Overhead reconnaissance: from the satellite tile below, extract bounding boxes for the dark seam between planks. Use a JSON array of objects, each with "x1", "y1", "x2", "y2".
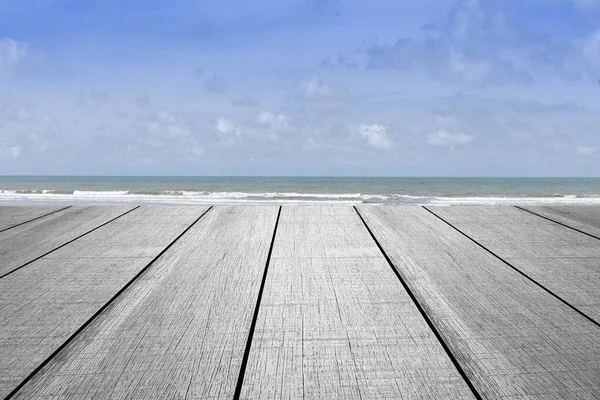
[
  {"x1": 353, "y1": 206, "x2": 483, "y2": 400},
  {"x1": 4, "y1": 206, "x2": 213, "y2": 400},
  {"x1": 0, "y1": 206, "x2": 72, "y2": 233},
  {"x1": 0, "y1": 206, "x2": 141, "y2": 281},
  {"x1": 423, "y1": 206, "x2": 600, "y2": 329},
  {"x1": 233, "y1": 206, "x2": 282, "y2": 400},
  {"x1": 515, "y1": 205, "x2": 600, "y2": 242}
]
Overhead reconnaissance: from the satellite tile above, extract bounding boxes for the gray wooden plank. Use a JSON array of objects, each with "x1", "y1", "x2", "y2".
[
  {"x1": 14, "y1": 206, "x2": 278, "y2": 400},
  {"x1": 520, "y1": 205, "x2": 600, "y2": 239},
  {"x1": 358, "y1": 206, "x2": 600, "y2": 399},
  {"x1": 430, "y1": 206, "x2": 600, "y2": 322},
  {"x1": 0, "y1": 206, "x2": 135, "y2": 277},
  {"x1": 0, "y1": 206, "x2": 68, "y2": 231},
  {"x1": 240, "y1": 206, "x2": 475, "y2": 399},
  {"x1": 0, "y1": 206, "x2": 208, "y2": 399}
]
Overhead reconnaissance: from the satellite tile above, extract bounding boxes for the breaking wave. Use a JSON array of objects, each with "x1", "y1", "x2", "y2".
[{"x1": 1, "y1": 189, "x2": 600, "y2": 205}]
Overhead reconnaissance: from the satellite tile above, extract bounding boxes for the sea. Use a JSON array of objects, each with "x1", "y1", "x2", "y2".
[{"x1": 0, "y1": 176, "x2": 599, "y2": 206}]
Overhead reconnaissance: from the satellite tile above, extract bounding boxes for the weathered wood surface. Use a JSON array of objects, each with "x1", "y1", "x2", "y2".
[
  {"x1": 0, "y1": 206, "x2": 208, "y2": 399},
  {"x1": 15, "y1": 206, "x2": 278, "y2": 400},
  {"x1": 521, "y1": 205, "x2": 600, "y2": 238},
  {"x1": 358, "y1": 206, "x2": 600, "y2": 399},
  {"x1": 240, "y1": 206, "x2": 474, "y2": 399},
  {"x1": 0, "y1": 206, "x2": 68, "y2": 232},
  {"x1": 430, "y1": 206, "x2": 600, "y2": 322},
  {"x1": 0, "y1": 206, "x2": 134, "y2": 278}
]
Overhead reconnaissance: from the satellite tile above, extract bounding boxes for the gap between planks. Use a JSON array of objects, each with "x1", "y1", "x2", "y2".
[
  {"x1": 0, "y1": 206, "x2": 72, "y2": 234},
  {"x1": 5, "y1": 206, "x2": 213, "y2": 400},
  {"x1": 514, "y1": 205, "x2": 600, "y2": 242},
  {"x1": 423, "y1": 205, "x2": 600, "y2": 329},
  {"x1": 233, "y1": 205, "x2": 282, "y2": 400},
  {"x1": 353, "y1": 206, "x2": 483, "y2": 400},
  {"x1": 0, "y1": 206, "x2": 139, "y2": 281}
]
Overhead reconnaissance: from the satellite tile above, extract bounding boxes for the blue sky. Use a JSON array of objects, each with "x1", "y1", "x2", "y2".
[{"x1": 1, "y1": 0, "x2": 599, "y2": 176}]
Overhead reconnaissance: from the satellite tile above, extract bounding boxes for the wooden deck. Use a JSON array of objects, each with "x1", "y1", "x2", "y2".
[{"x1": 0, "y1": 205, "x2": 599, "y2": 399}]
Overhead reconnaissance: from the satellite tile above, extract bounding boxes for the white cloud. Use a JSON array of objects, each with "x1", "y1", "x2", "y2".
[
  {"x1": 357, "y1": 124, "x2": 393, "y2": 149},
  {"x1": 145, "y1": 121, "x2": 160, "y2": 133},
  {"x1": 296, "y1": 77, "x2": 351, "y2": 102},
  {"x1": 582, "y1": 30, "x2": 600, "y2": 69},
  {"x1": 363, "y1": 0, "x2": 543, "y2": 85},
  {"x1": 428, "y1": 130, "x2": 473, "y2": 146},
  {"x1": 87, "y1": 108, "x2": 207, "y2": 165},
  {"x1": 157, "y1": 110, "x2": 175, "y2": 123},
  {"x1": 303, "y1": 136, "x2": 316, "y2": 151},
  {"x1": 1, "y1": 145, "x2": 21, "y2": 158},
  {"x1": 449, "y1": 51, "x2": 495, "y2": 85},
  {"x1": 215, "y1": 117, "x2": 241, "y2": 137},
  {"x1": 300, "y1": 77, "x2": 334, "y2": 98},
  {"x1": 11, "y1": 145, "x2": 22, "y2": 157},
  {"x1": 256, "y1": 111, "x2": 291, "y2": 130},
  {"x1": 166, "y1": 124, "x2": 191, "y2": 139},
  {"x1": 76, "y1": 89, "x2": 111, "y2": 109},
  {"x1": 0, "y1": 38, "x2": 27, "y2": 76},
  {"x1": 186, "y1": 138, "x2": 205, "y2": 156},
  {"x1": 3, "y1": 106, "x2": 33, "y2": 122},
  {"x1": 576, "y1": 146, "x2": 595, "y2": 155},
  {"x1": 436, "y1": 115, "x2": 459, "y2": 128},
  {"x1": 135, "y1": 94, "x2": 152, "y2": 109},
  {"x1": 188, "y1": 147, "x2": 205, "y2": 156}
]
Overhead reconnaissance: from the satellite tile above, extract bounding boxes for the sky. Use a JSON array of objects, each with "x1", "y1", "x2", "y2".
[{"x1": 0, "y1": 0, "x2": 599, "y2": 176}]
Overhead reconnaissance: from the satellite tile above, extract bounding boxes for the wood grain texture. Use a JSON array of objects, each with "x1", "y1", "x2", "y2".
[
  {"x1": 14, "y1": 206, "x2": 278, "y2": 400},
  {"x1": 0, "y1": 206, "x2": 67, "y2": 231},
  {"x1": 521, "y1": 205, "x2": 600, "y2": 238},
  {"x1": 240, "y1": 206, "x2": 475, "y2": 400},
  {"x1": 0, "y1": 206, "x2": 135, "y2": 277},
  {"x1": 431, "y1": 206, "x2": 600, "y2": 322},
  {"x1": 0, "y1": 206, "x2": 207, "y2": 399},
  {"x1": 358, "y1": 206, "x2": 600, "y2": 399}
]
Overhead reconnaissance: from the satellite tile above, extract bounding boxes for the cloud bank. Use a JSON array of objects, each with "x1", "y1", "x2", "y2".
[{"x1": 0, "y1": 0, "x2": 598, "y2": 176}]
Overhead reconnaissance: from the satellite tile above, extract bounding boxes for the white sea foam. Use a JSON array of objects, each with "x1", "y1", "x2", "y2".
[
  {"x1": 0, "y1": 189, "x2": 599, "y2": 205},
  {"x1": 0, "y1": 190, "x2": 367, "y2": 205},
  {"x1": 72, "y1": 190, "x2": 130, "y2": 196},
  {"x1": 418, "y1": 195, "x2": 600, "y2": 206},
  {"x1": 200, "y1": 192, "x2": 365, "y2": 199}
]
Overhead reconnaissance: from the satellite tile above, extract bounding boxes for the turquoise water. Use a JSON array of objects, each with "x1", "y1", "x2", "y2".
[{"x1": 0, "y1": 176, "x2": 599, "y2": 205}]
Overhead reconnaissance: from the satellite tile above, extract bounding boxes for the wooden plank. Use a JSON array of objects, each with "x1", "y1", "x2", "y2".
[
  {"x1": 0, "y1": 206, "x2": 68, "y2": 232},
  {"x1": 0, "y1": 206, "x2": 209, "y2": 399},
  {"x1": 358, "y1": 206, "x2": 600, "y2": 399},
  {"x1": 0, "y1": 206, "x2": 135, "y2": 277},
  {"x1": 520, "y1": 205, "x2": 600, "y2": 239},
  {"x1": 430, "y1": 206, "x2": 600, "y2": 322},
  {"x1": 240, "y1": 206, "x2": 474, "y2": 399},
  {"x1": 14, "y1": 206, "x2": 278, "y2": 400}
]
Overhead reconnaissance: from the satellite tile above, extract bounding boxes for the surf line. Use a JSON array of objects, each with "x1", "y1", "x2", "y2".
[
  {"x1": 233, "y1": 206, "x2": 282, "y2": 400},
  {"x1": 5, "y1": 206, "x2": 213, "y2": 400},
  {"x1": 424, "y1": 206, "x2": 600, "y2": 329},
  {"x1": 353, "y1": 206, "x2": 483, "y2": 400}
]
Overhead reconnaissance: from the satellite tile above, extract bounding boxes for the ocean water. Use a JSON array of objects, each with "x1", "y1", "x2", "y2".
[{"x1": 0, "y1": 176, "x2": 599, "y2": 205}]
